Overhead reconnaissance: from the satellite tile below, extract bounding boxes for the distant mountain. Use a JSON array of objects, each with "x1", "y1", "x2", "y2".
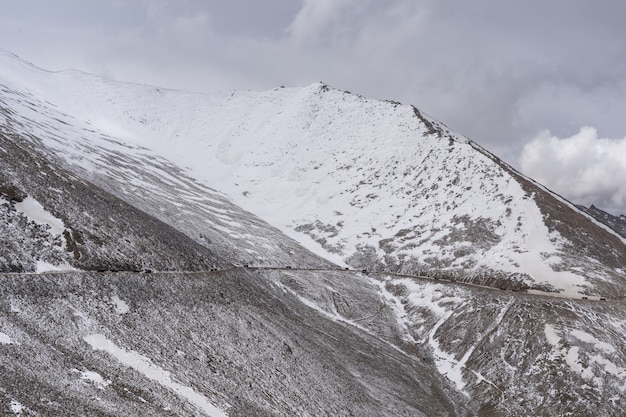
[
  {"x1": 577, "y1": 204, "x2": 626, "y2": 239},
  {"x1": 2, "y1": 50, "x2": 626, "y2": 416}
]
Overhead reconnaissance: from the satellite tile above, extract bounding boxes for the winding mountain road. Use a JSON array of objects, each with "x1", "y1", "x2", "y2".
[{"x1": 3, "y1": 264, "x2": 612, "y2": 302}]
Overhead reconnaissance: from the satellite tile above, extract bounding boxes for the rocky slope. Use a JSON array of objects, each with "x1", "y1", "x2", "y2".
[
  {"x1": 0, "y1": 270, "x2": 469, "y2": 417},
  {"x1": 0, "y1": 132, "x2": 228, "y2": 273},
  {"x1": 2, "y1": 267, "x2": 625, "y2": 416}
]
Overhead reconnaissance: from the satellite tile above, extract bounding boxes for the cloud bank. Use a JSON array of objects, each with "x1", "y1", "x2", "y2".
[
  {"x1": 520, "y1": 127, "x2": 626, "y2": 215},
  {"x1": 2, "y1": 1, "x2": 626, "y2": 212}
]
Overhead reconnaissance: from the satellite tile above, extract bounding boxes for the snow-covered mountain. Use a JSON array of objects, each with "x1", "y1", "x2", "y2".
[
  {"x1": 2, "y1": 50, "x2": 626, "y2": 416},
  {"x1": 2, "y1": 50, "x2": 624, "y2": 297}
]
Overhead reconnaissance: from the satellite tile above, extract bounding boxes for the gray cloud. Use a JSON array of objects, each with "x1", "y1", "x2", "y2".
[
  {"x1": 1, "y1": 0, "x2": 625, "y2": 213},
  {"x1": 521, "y1": 128, "x2": 626, "y2": 215}
]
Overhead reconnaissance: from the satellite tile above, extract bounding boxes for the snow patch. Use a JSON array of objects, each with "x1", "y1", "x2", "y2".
[
  {"x1": 84, "y1": 334, "x2": 227, "y2": 416},
  {"x1": 506, "y1": 196, "x2": 589, "y2": 296},
  {"x1": 14, "y1": 196, "x2": 65, "y2": 237},
  {"x1": 544, "y1": 323, "x2": 560, "y2": 346},
  {"x1": 570, "y1": 330, "x2": 615, "y2": 354},
  {"x1": 10, "y1": 400, "x2": 23, "y2": 415},
  {"x1": 35, "y1": 260, "x2": 78, "y2": 274},
  {"x1": 564, "y1": 346, "x2": 594, "y2": 378},
  {"x1": 0, "y1": 331, "x2": 18, "y2": 345},
  {"x1": 428, "y1": 311, "x2": 469, "y2": 394},
  {"x1": 111, "y1": 295, "x2": 130, "y2": 314},
  {"x1": 76, "y1": 369, "x2": 111, "y2": 390}
]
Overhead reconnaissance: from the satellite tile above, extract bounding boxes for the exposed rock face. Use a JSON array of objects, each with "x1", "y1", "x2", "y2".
[{"x1": 0, "y1": 184, "x2": 25, "y2": 202}]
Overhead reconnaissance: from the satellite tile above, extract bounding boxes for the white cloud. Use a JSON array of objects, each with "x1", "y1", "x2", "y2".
[
  {"x1": 287, "y1": 0, "x2": 358, "y2": 44},
  {"x1": 520, "y1": 127, "x2": 626, "y2": 214}
]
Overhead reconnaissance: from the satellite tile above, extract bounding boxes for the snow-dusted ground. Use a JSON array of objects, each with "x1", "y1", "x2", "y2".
[
  {"x1": 0, "y1": 331, "x2": 17, "y2": 345},
  {"x1": 1, "y1": 54, "x2": 334, "y2": 270},
  {"x1": 544, "y1": 322, "x2": 626, "y2": 392},
  {"x1": 0, "y1": 270, "x2": 467, "y2": 416},
  {"x1": 85, "y1": 334, "x2": 227, "y2": 417},
  {"x1": 249, "y1": 267, "x2": 626, "y2": 416}
]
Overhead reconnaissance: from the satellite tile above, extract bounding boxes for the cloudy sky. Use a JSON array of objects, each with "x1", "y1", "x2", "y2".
[{"x1": 1, "y1": 0, "x2": 626, "y2": 214}]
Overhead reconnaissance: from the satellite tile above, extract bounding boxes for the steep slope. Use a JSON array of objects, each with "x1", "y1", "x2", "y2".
[
  {"x1": 0, "y1": 270, "x2": 468, "y2": 417},
  {"x1": 271, "y1": 269, "x2": 626, "y2": 416},
  {"x1": 0, "y1": 132, "x2": 226, "y2": 272},
  {"x1": 1, "y1": 50, "x2": 623, "y2": 297},
  {"x1": 0, "y1": 53, "x2": 334, "y2": 270}
]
